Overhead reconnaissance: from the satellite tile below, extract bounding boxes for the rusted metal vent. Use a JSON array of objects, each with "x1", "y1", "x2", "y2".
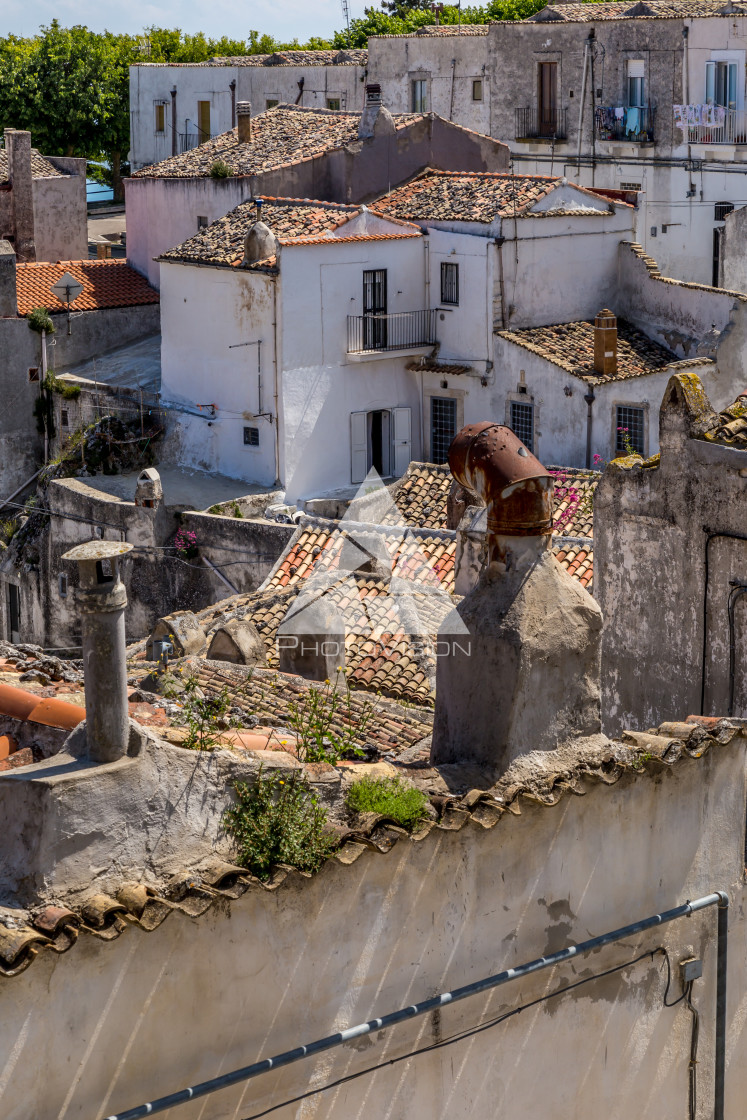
[
  {"x1": 366, "y1": 83, "x2": 382, "y2": 104},
  {"x1": 448, "y1": 422, "x2": 552, "y2": 549}
]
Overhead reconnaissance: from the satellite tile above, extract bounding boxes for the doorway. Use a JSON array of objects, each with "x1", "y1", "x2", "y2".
[
  {"x1": 7, "y1": 583, "x2": 20, "y2": 643},
  {"x1": 538, "y1": 62, "x2": 558, "y2": 136},
  {"x1": 363, "y1": 269, "x2": 387, "y2": 350},
  {"x1": 368, "y1": 410, "x2": 391, "y2": 477}
]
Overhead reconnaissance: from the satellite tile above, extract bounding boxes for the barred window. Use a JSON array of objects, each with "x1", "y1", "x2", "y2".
[
  {"x1": 243, "y1": 426, "x2": 260, "y2": 447},
  {"x1": 616, "y1": 405, "x2": 645, "y2": 455},
  {"x1": 510, "y1": 400, "x2": 534, "y2": 451},
  {"x1": 440, "y1": 261, "x2": 459, "y2": 306},
  {"x1": 431, "y1": 397, "x2": 457, "y2": 464},
  {"x1": 715, "y1": 202, "x2": 734, "y2": 222}
]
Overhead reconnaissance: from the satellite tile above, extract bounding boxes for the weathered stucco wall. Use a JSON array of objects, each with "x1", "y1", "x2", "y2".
[
  {"x1": 595, "y1": 375, "x2": 747, "y2": 732},
  {"x1": 0, "y1": 736, "x2": 744, "y2": 1119},
  {"x1": 721, "y1": 205, "x2": 747, "y2": 292},
  {"x1": 0, "y1": 303, "x2": 161, "y2": 498},
  {"x1": 31, "y1": 164, "x2": 88, "y2": 263}
]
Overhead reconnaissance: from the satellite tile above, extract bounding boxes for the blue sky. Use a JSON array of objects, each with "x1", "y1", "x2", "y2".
[{"x1": 1, "y1": 0, "x2": 356, "y2": 41}]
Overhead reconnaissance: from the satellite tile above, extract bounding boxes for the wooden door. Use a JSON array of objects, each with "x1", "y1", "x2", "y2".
[{"x1": 538, "y1": 62, "x2": 557, "y2": 135}]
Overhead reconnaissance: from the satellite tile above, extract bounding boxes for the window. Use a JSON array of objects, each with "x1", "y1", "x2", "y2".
[
  {"x1": 27, "y1": 367, "x2": 39, "y2": 382},
  {"x1": 327, "y1": 98, "x2": 341, "y2": 110},
  {"x1": 627, "y1": 60, "x2": 645, "y2": 107},
  {"x1": 412, "y1": 79, "x2": 428, "y2": 114},
  {"x1": 620, "y1": 181, "x2": 642, "y2": 191},
  {"x1": 61, "y1": 408, "x2": 69, "y2": 427},
  {"x1": 243, "y1": 426, "x2": 260, "y2": 446},
  {"x1": 363, "y1": 268, "x2": 387, "y2": 350},
  {"x1": 266, "y1": 99, "x2": 279, "y2": 110},
  {"x1": 58, "y1": 572, "x2": 68, "y2": 599},
  {"x1": 7, "y1": 584, "x2": 20, "y2": 641},
  {"x1": 197, "y1": 100, "x2": 211, "y2": 139},
  {"x1": 510, "y1": 401, "x2": 535, "y2": 451},
  {"x1": 440, "y1": 261, "x2": 459, "y2": 306},
  {"x1": 616, "y1": 405, "x2": 645, "y2": 455},
  {"x1": 706, "y1": 60, "x2": 738, "y2": 108},
  {"x1": 431, "y1": 397, "x2": 457, "y2": 464},
  {"x1": 472, "y1": 79, "x2": 483, "y2": 102},
  {"x1": 715, "y1": 202, "x2": 735, "y2": 221},
  {"x1": 197, "y1": 215, "x2": 208, "y2": 229},
  {"x1": 154, "y1": 103, "x2": 166, "y2": 133}
]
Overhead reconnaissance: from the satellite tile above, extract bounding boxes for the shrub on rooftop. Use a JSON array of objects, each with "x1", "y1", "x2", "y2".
[
  {"x1": 209, "y1": 159, "x2": 232, "y2": 180},
  {"x1": 27, "y1": 306, "x2": 55, "y2": 334},
  {"x1": 345, "y1": 775, "x2": 429, "y2": 831},
  {"x1": 225, "y1": 768, "x2": 338, "y2": 879}
]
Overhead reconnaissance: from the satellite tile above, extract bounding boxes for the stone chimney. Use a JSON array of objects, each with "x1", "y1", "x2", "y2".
[
  {"x1": 0, "y1": 240, "x2": 17, "y2": 318},
  {"x1": 62, "y1": 540, "x2": 134, "y2": 763},
  {"x1": 593, "y1": 308, "x2": 617, "y2": 378},
  {"x1": 236, "y1": 101, "x2": 252, "y2": 144},
  {"x1": 277, "y1": 595, "x2": 346, "y2": 682},
  {"x1": 4, "y1": 129, "x2": 36, "y2": 263},
  {"x1": 358, "y1": 86, "x2": 395, "y2": 140},
  {"x1": 431, "y1": 422, "x2": 603, "y2": 777}
]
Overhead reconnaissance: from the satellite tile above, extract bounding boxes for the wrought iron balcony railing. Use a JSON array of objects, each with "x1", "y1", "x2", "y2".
[
  {"x1": 675, "y1": 105, "x2": 747, "y2": 144},
  {"x1": 347, "y1": 309, "x2": 437, "y2": 354},
  {"x1": 595, "y1": 106, "x2": 656, "y2": 142},
  {"x1": 515, "y1": 107, "x2": 568, "y2": 141}
]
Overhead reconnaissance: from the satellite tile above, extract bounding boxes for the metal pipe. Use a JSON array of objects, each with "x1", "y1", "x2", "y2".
[
  {"x1": 103, "y1": 891, "x2": 729, "y2": 1120},
  {"x1": 584, "y1": 386, "x2": 595, "y2": 468},
  {"x1": 727, "y1": 581, "x2": 747, "y2": 715},
  {"x1": 577, "y1": 37, "x2": 591, "y2": 173},
  {"x1": 715, "y1": 895, "x2": 729, "y2": 1120},
  {"x1": 0, "y1": 467, "x2": 43, "y2": 516}
]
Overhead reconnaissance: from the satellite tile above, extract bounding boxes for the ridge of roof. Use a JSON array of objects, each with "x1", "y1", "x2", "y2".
[{"x1": 511, "y1": 0, "x2": 747, "y2": 23}]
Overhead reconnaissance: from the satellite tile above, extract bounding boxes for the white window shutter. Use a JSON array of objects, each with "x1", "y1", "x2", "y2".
[
  {"x1": 392, "y1": 407, "x2": 412, "y2": 477},
  {"x1": 350, "y1": 411, "x2": 368, "y2": 484},
  {"x1": 706, "y1": 61, "x2": 715, "y2": 104}
]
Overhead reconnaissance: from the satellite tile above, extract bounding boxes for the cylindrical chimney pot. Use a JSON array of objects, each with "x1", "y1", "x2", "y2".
[
  {"x1": 593, "y1": 308, "x2": 617, "y2": 378},
  {"x1": 62, "y1": 540, "x2": 134, "y2": 763},
  {"x1": 236, "y1": 101, "x2": 252, "y2": 143}
]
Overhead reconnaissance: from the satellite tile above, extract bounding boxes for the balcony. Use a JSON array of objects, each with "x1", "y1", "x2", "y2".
[
  {"x1": 595, "y1": 106, "x2": 656, "y2": 143},
  {"x1": 675, "y1": 105, "x2": 747, "y2": 144},
  {"x1": 347, "y1": 310, "x2": 437, "y2": 355},
  {"x1": 177, "y1": 130, "x2": 212, "y2": 153},
  {"x1": 515, "y1": 107, "x2": 568, "y2": 141}
]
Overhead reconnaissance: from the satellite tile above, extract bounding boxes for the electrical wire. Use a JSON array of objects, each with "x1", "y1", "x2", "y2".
[{"x1": 239, "y1": 947, "x2": 685, "y2": 1120}]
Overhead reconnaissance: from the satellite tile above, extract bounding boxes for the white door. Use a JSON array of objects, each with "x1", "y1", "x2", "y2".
[
  {"x1": 392, "y1": 407, "x2": 412, "y2": 477},
  {"x1": 351, "y1": 411, "x2": 368, "y2": 484}
]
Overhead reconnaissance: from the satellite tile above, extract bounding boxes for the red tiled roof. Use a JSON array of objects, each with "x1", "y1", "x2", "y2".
[
  {"x1": 160, "y1": 197, "x2": 363, "y2": 267},
  {"x1": 554, "y1": 544, "x2": 593, "y2": 590},
  {"x1": 372, "y1": 170, "x2": 564, "y2": 223},
  {"x1": 497, "y1": 318, "x2": 682, "y2": 384},
  {"x1": 0, "y1": 149, "x2": 65, "y2": 185},
  {"x1": 15, "y1": 261, "x2": 159, "y2": 316}
]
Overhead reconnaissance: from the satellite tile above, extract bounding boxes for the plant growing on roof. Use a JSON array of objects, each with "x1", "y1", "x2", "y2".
[
  {"x1": 26, "y1": 306, "x2": 55, "y2": 334},
  {"x1": 284, "y1": 674, "x2": 372, "y2": 765},
  {"x1": 345, "y1": 774, "x2": 429, "y2": 831},
  {"x1": 209, "y1": 159, "x2": 232, "y2": 179},
  {"x1": 617, "y1": 426, "x2": 638, "y2": 458},
  {"x1": 224, "y1": 767, "x2": 338, "y2": 879},
  {"x1": 174, "y1": 526, "x2": 198, "y2": 558},
  {"x1": 173, "y1": 673, "x2": 241, "y2": 751}
]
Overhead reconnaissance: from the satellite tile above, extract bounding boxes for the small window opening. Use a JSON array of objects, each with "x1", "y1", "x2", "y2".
[
  {"x1": 61, "y1": 408, "x2": 69, "y2": 427},
  {"x1": 266, "y1": 99, "x2": 279, "y2": 110},
  {"x1": 620, "y1": 181, "x2": 642, "y2": 191},
  {"x1": 327, "y1": 98, "x2": 341, "y2": 110},
  {"x1": 155, "y1": 103, "x2": 166, "y2": 133},
  {"x1": 58, "y1": 572, "x2": 68, "y2": 598},
  {"x1": 243, "y1": 426, "x2": 260, "y2": 446},
  {"x1": 472, "y1": 79, "x2": 483, "y2": 102},
  {"x1": 197, "y1": 215, "x2": 208, "y2": 230},
  {"x1": 616, "y1": 405, "x2": 645, "y2": 455},
  {"x1": 28, "y1": 367, "x2": 39, "y2": 382},
  {"x1": 440, "y1": 261, "x2": 459, "y2": 306},
  {"x1": 715, "y1": 202, "x2": 735, "y2": 222},
  {"x1": 510, "y1": 400, "x2": 535, "y2": 450},
  {"x1": 411, "y1": 79, "x2": 428, "y2": 114}
]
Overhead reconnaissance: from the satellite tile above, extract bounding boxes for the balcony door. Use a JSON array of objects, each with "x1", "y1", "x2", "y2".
[
  {"x1": 363, "y1": 269, "x2": 387, "y2": 351},
  {"x1": 706, "y1": 61, "x2": 737, "y2": 109},
  {"x1": 538, "y1": 62, "x2": 558, "y2": 136}
]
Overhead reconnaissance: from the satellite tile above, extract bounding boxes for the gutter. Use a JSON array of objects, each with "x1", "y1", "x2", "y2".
[{"x1": 104, "y1": 891, "x2": 729, "y2": 1120}]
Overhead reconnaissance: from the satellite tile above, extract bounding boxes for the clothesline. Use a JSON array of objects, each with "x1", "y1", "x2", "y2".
[{"x1": 673, "y1": 103, "x2": 728, "y2": 130}]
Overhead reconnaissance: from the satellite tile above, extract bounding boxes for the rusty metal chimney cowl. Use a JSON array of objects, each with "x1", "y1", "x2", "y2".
[
  {"x1": 448, "y1": 422, "x2": 552, "y2": 563},
  {"x1": 236, "y1": 101, "x2": 252, "y2": 144},
  {"x1": 62, "y1": 540, "x2": 133, "y2": 764}
]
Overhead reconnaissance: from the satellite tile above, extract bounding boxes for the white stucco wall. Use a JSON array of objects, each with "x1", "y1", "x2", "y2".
[
  {"x1": 32, "y1": 170, "x2": 88, "y2": 263},
  {"x1": 159, "y1": 261, "x2": 279, "y2": 487},
  {"x1": 0, "y1": 740, "x2": 744, "y2": 1119},
  {"x1": 368, "y1": 32, "x2": 491, "y2": 134},
  {"x1": 236, "y1": 63, "x2": 366, "y2": 116}
]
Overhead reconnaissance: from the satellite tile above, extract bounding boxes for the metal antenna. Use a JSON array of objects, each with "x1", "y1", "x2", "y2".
[{"x1": 341, "y1": 0, "x2": 351, "y2": 46}]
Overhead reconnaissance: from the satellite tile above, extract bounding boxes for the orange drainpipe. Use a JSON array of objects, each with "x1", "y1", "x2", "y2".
[{"x1": 0, "y1": 682, "x2": 85, "y2": 731}]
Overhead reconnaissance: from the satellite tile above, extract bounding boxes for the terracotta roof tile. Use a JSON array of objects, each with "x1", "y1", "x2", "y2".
[
  {"x1": 383, "y1": 463, "x2": 453, "y2": 530},
  {"x1": 372, "y1": 170, "x2": 564, "y2": 223},
  {"x1": 371, "y1": 23, "x2": 489, "y2": 36},
  {"x1": 497, "y1": 318, "x2": 679, "y2": 384},
  {"x1": 549, "y1": 468, "x2": 597, "y2": 537},
  {"x1": 697, "y1": 389, "x2": 747, "y2": 448},
  {"x1": 521, "y1": 0, "x2": 745, "y2": 22},
  {"x1": 0, "y1": 149, "x2": 66, "y2": 184},
  {"x1": 15, "y1": 261, "x2": 159, "y2": 316},
  {"x1": 554, "y1": 544, "x2": 594, "y2": 591},
  {"x1": 133, "y1": 104, "x2": 422, "y2": 180},
  {"x1": 134, "y1": 49, "x2": 368, "y2": 68}
]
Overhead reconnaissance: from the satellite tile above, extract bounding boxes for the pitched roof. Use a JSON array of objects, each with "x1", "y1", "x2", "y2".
[
  {"x1": 0, "y1": 149, "x2": 65, "y2": 184},
  {"x1": 371, "y1": 170, "x2": 610, "y2": 224},
  {"x1": 554, "y1": 543, "x2": 594, "y2": 590},
  {"x1": 549, "y1": 468, "x2": 597, "y2": 537},
  {"x1": 371, "y1": 23, "x2": 489, "y2": 37},
  {"x1": 134, "y1": 49, "x2": 368, "y2": 68},
  {"x1": 382, "y1": 462, "x2": 453, "y2": 530},
  {"x1": 523, "y1": 0, "x2": 747, "y2": 21},
  {"x1": 132, "y1": 104, "x2": 422, "y2": 179},
  {"x1": 15, "y1": 260, "x2": 160, "y2": 316},
  {"x1": 159, "y1": 197, "x2": 364, "y2": 267},
  {"x1": 496, "y1": 318, "x2": 689, "y2": 384}
]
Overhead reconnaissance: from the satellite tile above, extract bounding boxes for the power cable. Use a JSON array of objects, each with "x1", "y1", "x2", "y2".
[{"x1": 239, "y1": 947, "x2": 685, "y2": 1120}]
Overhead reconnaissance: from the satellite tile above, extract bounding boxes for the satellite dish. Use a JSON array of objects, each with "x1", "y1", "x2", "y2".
[{"x1": 50, "y1": 271, "x2": 84, "y2": 304}]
